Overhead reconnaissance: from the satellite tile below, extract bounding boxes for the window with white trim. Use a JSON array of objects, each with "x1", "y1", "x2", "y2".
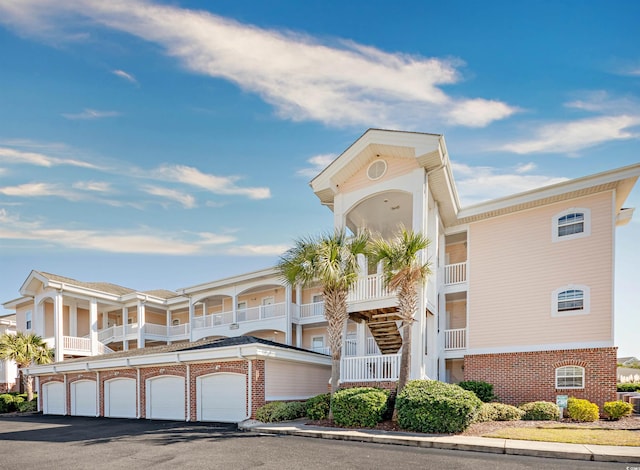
[
  {"x1": 25, "y1": 310, "x2": 32, "y2": 330},
  {"x1": 555, "y1": 365, "x2": 585, "y2": 389},
  {"x1": 552, "y1": 285, "x2": 590, "y2": 316},
  {"x1": 552, "y1": 208, "x2": 591, "y2": 242},
  {"x1": 311, "y1": 336, "x2": 325, "y2": 353},
  {"x1": 312, "y1": 294, "x2": 323, "y2": 304}
]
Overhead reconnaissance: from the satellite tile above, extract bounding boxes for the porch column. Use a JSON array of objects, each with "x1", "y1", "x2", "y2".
[
  {"x1": 188, "y1": 299, "x2": 195, "y2": 342},
  {"x1": 122, "y1": 306, "x2": 129, "y2": 351},
  {"x1": 232, "y1": 293, "x2": 238, "y2": 324},
  {"x1": 137, "y1": 300, "x2": 146, "y2": 349},
  {"x1": 284, "y1": 285, "x2": 292, "y2": 345},
  {"x1": 102, "y1": 310, "x2": 108, "y2": 330},
  {"x1": 69, "y1": 302, "x2": 78, "y2": 338},
  {"x1": 166, "y1": 309, "x2": 172, "y2": 345},
  {"x1": 356, "y1": 321, "x2": 366, "y2": 356},
  {"x1": 53, "y1": 292, "x2": 64, "y2": 362},
  {"x1": 296, "y1": 324, "x2": 302, "y2": 348},
  {"x1": 89, "y1": 298, "x2": 98, "y2": 356},
  {"x1": 410, "y1": 172, "x2": 428, "y2": 380},
  {"x1": 438, "y1": 291, "x2": 447, "y2": 382}
]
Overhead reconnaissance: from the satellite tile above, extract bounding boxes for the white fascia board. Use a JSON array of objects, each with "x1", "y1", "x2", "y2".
[
  {"x1": 119, "y1": 292, "x2": 173, "y2": 306},
  {"x1": 2, "y1": 296, "x2": 31, "y2": 309},
  {"x1": 177, "y1": 267, "x2": 280, "y2": 295},
  {"x1": 458, "y1": 163, "x2": 640, "y2": 220},
  {"x1": 616, "y1": 207, "x2": 635, "y2": 226},
  {"x1": 18, "y1": 270, "x2": 48, "y2": 296}
]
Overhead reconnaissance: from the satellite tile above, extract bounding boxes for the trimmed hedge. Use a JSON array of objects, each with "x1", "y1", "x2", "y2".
[
  {"x1": 17, "y1": 400, "x2": 37, "y2": 413},
  {"x1": 520, "y1": 401, "x2": 561, "y2": 421},
  {"x1": 256, "y1": 401, "x2": 306, "y2": 423},
  {"x1": 305, "y1": 393, "x2": 330, "y2": 420},
  {"x1": 617, "y1": 383, "x2": 640, "y2": 392},
  {"x1": 396, "y1": 380, "x2": 482, "y2": 433},
  {"x1": 603, "y1": 400, "x2": 633, "y2": 420},
  {"x1": 458, "y1": 381, "x2": 497, "y2": 403},
  {"x1": 474, "y1": 402, "x2": 525, "y2": 422},
  {"x1": 567, "y1": 397, "x2": 599, "y2": 422},
  {"x1": 331, "y1": 387, "x2": 390, "y2": 428}
]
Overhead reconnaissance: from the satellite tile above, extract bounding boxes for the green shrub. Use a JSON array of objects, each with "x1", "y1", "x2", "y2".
[
  {"x1": 256, "y1": 401, "x2": 306, "y2": 423},
  {"x1": 17, "y1": 400, "x2": 37, "y2": 412},
  {"x1": 305, "y1": 393, "x2": 330, "y2": 420},
  {"x1": 567, "y1": 397, "x2": 599, "y2": 422},
  {"x1": 474, "y1": 402, "x2": 525, "y2": 422},
  {"x1": 617, "y1": 383, "x2": 640, "y2": 392},
  {"x1": 603, "y1": 400, "x2": 633, "y2": 420},
  {"x1": 331, "y1": 387, "x2": 390, "y2": 428},
  {"x1": 396, "y1": 380, "x2": 482, "y2": 433},
  {"x1": 458, "y1": 381, "x2": 497, "y2": 403},
  {"x1": 0, "y1": 394, "x2": 15, "y2": 413},
  {"x1": 519, "y1": 401, "x2": 561, "y2": 421}
]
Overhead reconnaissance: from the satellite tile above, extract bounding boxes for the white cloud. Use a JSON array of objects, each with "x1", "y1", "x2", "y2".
[
  {"x1": 297, "y1": 153, "x2": 336, "y2": 177},
  {"x1": 497, "y1": 115, "x2": 640, "y2": 154},
  {"x1": 0, "y1": 146, "x2": 99, "y2": 168},
  {"x1": 142, "y1": 185, "x2": 196, "y2": 208},
  {"x1": 514, "y1": 162, "x2": 536, "y2": 173},
  {"x1": 0, "y1": 210, "x2": 237, "y2": 255},
  {"x1": 0, "y1": 0, "x2": 517, "y2": 129},
  {"x1": 226, "y1": 244, "x2": 290, "y2": 256},
  {"x1": 112, "y1": 69, "x2": 137, "y2": 83},
  {"x1": 62, "y1": 108, "x2": 121, "y2": 120},
  {"x1": 153, "y1": 164, "x2": 271, "y2": 199},
  {"x1": 72, "y1": 181, "x2": 112, "y2": 192},
  {"x1": 0, "y1": 182, "x2": 83, "y2": 200},
  {"x1": 452, "y1": 162, "x2": 568, "y2": 206}
]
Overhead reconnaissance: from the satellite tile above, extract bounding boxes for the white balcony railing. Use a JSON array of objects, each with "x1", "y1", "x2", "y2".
[
  {"x1": 63, "y1": 336, "x2": 92, "y2": 354},
  {"x1": 312, "y1": 346, "x2": 331, "y2": 355},
  {"x1": 298, "y1": 301, "x2": 325, "y2": 319},
  {"x1": 444, "y1": 262, "x2": 467, "y2": 285},
  {"x1": 444, "y1": 328, "x2": 467, "y2": 350},
  {"x1": 194, "y1": 311, "x2": 234, "y2": 329},
  {"x1": 366, "y1": 337, "x2": 381, "y2": 355},
  {"x1": 194, "y1": 302, "x2": 288, "y2": 331},
  {"x1": 348, "y1": 273, "x2": 392, "y2": 302},
  {"x1": 341, "y1": 354, "x2": 400, "y2": 382},
  {"x1": 144, "y1": 323, "x2": 190, "y2": 340}
]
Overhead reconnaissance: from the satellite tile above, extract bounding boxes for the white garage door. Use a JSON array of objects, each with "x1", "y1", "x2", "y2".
[
  {"x1": 197, "y1": 373, "x2": 246, "y2": 422},
  {"x1": 43, "y1": 382, "x2": 65, "y2": 415},
  {"x1": 71, "y1": 380, "x2": 97, "y2": 417},
  {"x1": 104, "y1": 378, "x2": 136, "y2": 419},
  {"x1": 146, "y1": 376, "x2": 185, "y2": 420}
]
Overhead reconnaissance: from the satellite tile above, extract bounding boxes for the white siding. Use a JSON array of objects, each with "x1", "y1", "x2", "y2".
[{"x1": 265, "y1": 360, "x2": 330, "y2": 400}]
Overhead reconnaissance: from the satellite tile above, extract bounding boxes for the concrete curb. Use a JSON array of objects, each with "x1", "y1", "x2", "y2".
[{"x1": 238, "y1": 420, "x2": 640, "y2": 464}]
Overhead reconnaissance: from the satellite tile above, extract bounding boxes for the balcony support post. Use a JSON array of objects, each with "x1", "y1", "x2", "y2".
[
  {"x1": 89, "y1": 298, "x2": 98, "y2": 356},
  {"x1": 53, "y1": 291, "x2": 64, "y2": 362},
  {"x1": 285, "y1": 285, "x2": 292, "y2": 345},
  {"x1": 69, "y1": 302, "x2": 78, "y2": 338},
  {"x1": 122, "y1": 306, "x2": 129, "y2": 351},
  {"x1": 188, "y1": 299, "x2": 195, "y2": 342},
  {"x1": 137, "y1": 300, "x2": 146, "y2": 348},
  {"x1": 166, "y1": 309, "x2": 172, "y2": 345}
]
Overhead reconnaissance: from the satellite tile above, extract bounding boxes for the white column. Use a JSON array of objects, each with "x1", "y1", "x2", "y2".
[
  {"x1": 122, "y1": 306, "x2": 129, "y2": 351},
  {"x1": 356, "y1": 321, "x2": 366, "y2": 356},
  {"x1": 69, "y1": 303, "x2": 78, "y2": 338},
  {"x1": 90, "y1": 298, "x2": 98, "y2": 355},
  {"x1": 53, "y1": 292, "x2": 64, "y2": 362},
  {"x1": 296, "y1": 324, "x2": 302, "y2": 348},
  {"x1": 357, "y1": 254, "x2": 367, "y2": 275},
  {"x1": 166, "y1": 309, "x2": 172, "y2": 345},
  {"x1": 102, "y1": 310, "x2": 108, "y2": 330},
  {"x1": 232, "y1": 293, "x2": 238, "y2": 324},
  {"x1": 137, "y1": 301, "x2": 146, "y2": 349},
  {"x1": 285, "y1": 285, "x2": 292, "y2": 345},
  {"x1": 410, "y1": 171, "x2": 428, "y2": 379},
  {"x1": 188, "y1": 299, "x2": 195, "y2": 342},
  {"x1": 438, "y1": 291, "x2": 447, "y2": 382}
]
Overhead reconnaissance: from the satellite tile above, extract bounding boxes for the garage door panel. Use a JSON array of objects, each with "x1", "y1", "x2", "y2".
[
  {"x1": 71, "y1": 380, "x2": 97, "y2": 417},
  {"x1": 105, "y1": 378, "x2": 136, "y2": 419},
  {"x1": 147, "y1": 376, "x2": 185, "y2": 421},
  {"x1": 43, "y1": 382, "x2": 65, "y2": 415},
  {"x1": 198, "y1": 373, "x2": 246, "y2": 423}
]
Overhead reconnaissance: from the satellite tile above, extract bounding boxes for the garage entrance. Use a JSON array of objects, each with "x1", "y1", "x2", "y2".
[{"x1": 197, "y1": 373, "x2": 246, "y2": 422}]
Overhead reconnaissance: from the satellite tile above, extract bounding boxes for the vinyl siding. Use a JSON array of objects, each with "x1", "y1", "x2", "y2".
[
  {"x1": 339, "y1": 156, "x2": 419, "y2": 194},
  {"x1": 265, "y1": 360, "x2": 331, "y2": 400}
]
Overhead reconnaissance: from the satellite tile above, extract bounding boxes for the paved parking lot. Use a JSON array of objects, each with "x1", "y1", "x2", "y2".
[{"x1": 0, "y1": 414, "x2": 622, "y2": 469}]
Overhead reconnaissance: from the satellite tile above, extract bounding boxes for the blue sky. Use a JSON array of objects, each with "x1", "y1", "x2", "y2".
[{"x1": 0, "y1": 0, "x2": 638, "y2": 356}]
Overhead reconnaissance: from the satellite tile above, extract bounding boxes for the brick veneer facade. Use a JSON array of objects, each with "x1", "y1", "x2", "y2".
[
  {"x1": 463, "y1": 347, "x2": 617, "y2": 408},
  {"x1": 37, "y1": 359, "x2": 267, "y2": 420}
]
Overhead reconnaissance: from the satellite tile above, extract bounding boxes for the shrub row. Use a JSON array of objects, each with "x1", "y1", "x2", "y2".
[
  {"x1": 458, "y1": 381, "x2": 497, "y2": 403},
  {"x1": 0, "y1": 393, "x2": 37, "y2": 413},
  {"x1": 255, "y1": 401, "x2": 306, "y2": 423},
  {"x1": 567, "y1": 397, "x2": 599, "y2": 422},
  {"x1": 519, "y1": 401, "x2": 561, "y2": 420},
  {"x1": 331, "y1": 387, "x2": 390, "y2": 427},
  {"x1": 617, "y1": 383, "x2": 640, "y2": 392},
  {"x1": 474, "y1": 402, "x2": 525, "y2": 423}
]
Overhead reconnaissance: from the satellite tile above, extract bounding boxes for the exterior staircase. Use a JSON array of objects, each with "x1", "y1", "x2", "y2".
[{"x1": 351, "y1": 307, "x2": 403, "y2": 354}]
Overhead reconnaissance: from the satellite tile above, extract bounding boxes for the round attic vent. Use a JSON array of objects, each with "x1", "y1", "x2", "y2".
[{"x1": 367, "y1": 159, "x2": 387, "y2": 180}]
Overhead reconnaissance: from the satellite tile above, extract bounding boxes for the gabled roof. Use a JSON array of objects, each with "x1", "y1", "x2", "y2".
[{"x1": 36, "y1": 271, "x2": 135, "y2": 296}]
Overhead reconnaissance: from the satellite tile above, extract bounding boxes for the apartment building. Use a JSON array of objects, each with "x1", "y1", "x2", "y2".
[{"x1": 4, "y1": 129, "x2": 638, "y2": 420}]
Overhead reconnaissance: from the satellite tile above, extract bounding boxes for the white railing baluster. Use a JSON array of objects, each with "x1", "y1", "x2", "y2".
[
  {"x1": 444, "y1": 328, "x2": 467, "y2": 350},
  {"x1": 444, "y1": 262, "x2": 467, "y2": 285},
  {"x1": 340, "y1": 354, "x2": 401, "y2": 382}
]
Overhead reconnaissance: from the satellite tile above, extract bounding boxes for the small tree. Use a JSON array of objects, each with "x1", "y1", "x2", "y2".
[
  {"x1": 278, "y1": 229, "x2": 369, "y2": 418},
  {"x1": 371, "y1": 227, "x2": 431, "y2": 398},
  {"x1": 0, "y1": 332, "x2": 54, "y2": 401}
]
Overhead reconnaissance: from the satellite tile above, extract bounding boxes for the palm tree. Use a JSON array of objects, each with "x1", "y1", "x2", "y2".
[
  {"x1": 370, "y1": 227, "x2": 431, "y2": 395},
  {"x1": 278, "y1": 229, "x2": 369, "y2": 411},
  {"x1": 0, "y1": 332, "x2": 54, "y2": 401}
]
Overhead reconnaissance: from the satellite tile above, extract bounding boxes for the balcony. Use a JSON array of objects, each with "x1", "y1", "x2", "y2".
[
  {"x1": 44, "y1": 336, "x2": 114, "y2": 357},
  {"x1": 341, "y1": 354, "x2": 401, "y2": 382},
  {"x1": 348, "y1": 273, "x2": 393, "y2": 302},
  {"x1": 444, "y1": 262, "x2": 467, "y2": 286},
  {"x1": 444, "y1": 328, "x2": 467, "y2": 350}
]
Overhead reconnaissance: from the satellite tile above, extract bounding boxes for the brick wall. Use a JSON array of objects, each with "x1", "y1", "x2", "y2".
[{"x1": 464, "y1": 347, "x2": 617, "y2": 408}]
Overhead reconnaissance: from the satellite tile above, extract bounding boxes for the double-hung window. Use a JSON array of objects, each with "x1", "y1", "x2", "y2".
[
  {"x1": 25, "y1": 310, "x2": 32, "y2": 330},
  {"x1": 556, "y1": 365, "x2": 584, "y2": 389}
]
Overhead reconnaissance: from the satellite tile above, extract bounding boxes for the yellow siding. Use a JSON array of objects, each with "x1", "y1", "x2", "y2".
[
  {"x1": 446, "y1": 300, "x2": 466, "y2": 329},
  {"x1": 468, "y1": 192, "x2": 614, "y2": 349},
  {"x1": 301, "y1": 326, "x2": 327, "y2": 350},
  {"x1": 339, "y1": 156, "x2": 419, "y2": 194},
  {"x1": 265, "y1": 360, "x2": 331, "y2": 400},
  {"x1": 445, "y1": 242, "x2": 467, "y2": 264},
  {"x1": 77, "y1": 309, "x2": 89, "y2": 337}
]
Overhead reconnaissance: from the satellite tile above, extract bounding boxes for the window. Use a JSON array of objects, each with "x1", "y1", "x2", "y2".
[
  {"x1": 312, "y1": 294, "x2": 323, "y2": 304},
  {"x1": 366, "y1": 159, "x2": 387, "y2": 180},
  {"x1": 312, "y1": 336, "x2": 325, "y2": 353},
  {"x1": 236, "y1": 301, "x2": 247, "y2": 322},
  {"x1": 172, "y1": 319, "x2": 180, "y2": 326},
  {"x1": 552, "y1": 208, "x2": 590, "y2": 242},
  {"x1": 556, "y1": 365, "x2": 584, "y2": 389},
  {"x1": 552, "y1": 285, "x2": 590, "y2": 316},
  {"x1": 25, "y1": 310, "x2": 32, "y2": 330}
]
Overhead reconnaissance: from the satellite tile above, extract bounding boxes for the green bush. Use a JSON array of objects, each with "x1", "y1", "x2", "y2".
[
  {"x1": 603, "y1": 400, "x2": 633, "y2": 420},
  {"x1": 0, "y1": 394, "x2": 15, "y2": 413},
  {"x1": 17, "y1": 400, "x2": 37, "y2": 413},
  {"x1": 305, "y1": 393, "x2": 330, "y2": 420},
  {"x1": 396, "y1": 380, "x2": 482, "y2": 433},
  {"x1": 519, "y1": 401, "x2": 561, "y2": 421},
  {"x1": 331, "y1": 387, "x2": 390, "y2": 428},
  {"x1": 458, "y1": 381, "x2": 497, "y2": 403},
  {"x1": 256, "y1": 401, "x2": 306, "y2": 423},
  {"x1": 617, "y1": 383, "x2": 640, "y2": 392},
  {"x1": 567, "y1": 397, "x2": 599, "y2": 422},
  {"x1": 474, "y1": 402, "x2": 525, "y2": 422}
]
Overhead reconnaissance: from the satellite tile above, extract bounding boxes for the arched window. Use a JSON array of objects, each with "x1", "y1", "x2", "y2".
[
  {"x1": 552, "y1": 208, "x2": 590, "y2": 242},
  {"x1": 556, "y1": 365, "x2": 585, "y2": 389},
  {"x1": 552, "y1": 285, "x2": 590, "y2": 316}
]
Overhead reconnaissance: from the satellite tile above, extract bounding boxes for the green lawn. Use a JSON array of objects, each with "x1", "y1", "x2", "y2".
[{"x1": 485, "y1": 427, "x2": 640, "y2": 446}]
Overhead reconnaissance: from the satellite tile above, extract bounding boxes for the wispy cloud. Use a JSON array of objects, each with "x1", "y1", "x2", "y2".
[
  {"x1": 452, "y1": 162, "x2": 568, "y2": 206},
  {"x1": 514, "y1": 162, "x2": 536, "y2": 173},
  {"x1": 153, "y1": 164, "x2": 271, "y2": 199},
  {"x1": 0, "y1": 146, "x2": 99, "y2": 169},
  {"x1": 142, "y1": 185, "x2": 196, "y2": 208},
  {"x1": 226, "y1": 244, "x2": 290, "y2": 256},
  {"x1": 0, "y1": 0, "x2": 517, "y2": 129},
  {"x1": 72, "y1": 181, "x2": 112, "y2": 192},
  {"x1": 0, "y1": 209, "x2": 237, "y2": 255},
  {"x1": 496, "y1": 114, "x2": 640, "y2": 155},
  {"x1": 112, "y1": 69, "x2": 137, "y2": 83},
  {"x1": 62, "y1": 108, "x2": 121, "y2": 120},
  {"x1": 297, "y1": 153, "x2": 336, "y2": 178},
  {"x1": 0, "y1": 182, "x2": 83, "y2": 200}
]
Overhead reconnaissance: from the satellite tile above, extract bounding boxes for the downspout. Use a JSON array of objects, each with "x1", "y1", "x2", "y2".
[{"x1": 237, "y1": 347, "x2": 252, "y2": 421}]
